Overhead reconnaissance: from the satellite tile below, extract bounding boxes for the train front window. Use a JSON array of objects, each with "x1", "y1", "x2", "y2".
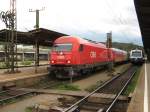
[
  {"x1": 53, "y1": 43, "x2": 72, "y2": 51},
  {"x1": 132, "y1": 52, "x2": 142, "y2": 57}
]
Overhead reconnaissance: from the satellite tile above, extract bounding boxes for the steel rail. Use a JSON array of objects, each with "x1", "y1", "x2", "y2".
[
  {"x1": 0, "y1": 82, "x2": 56, "y2": 104},
  {"x1": 0, "y1": 90, "x2": 34, "y2": 104},
  {"x1": 63, "y1": 71, "x2": 124, "y2": 112},
  {"x1": 0, "y1": 90, "x2": 10, "y2": 94},
  {"x1": 0, "y1": 76, "x2": 59, "y2": 104},
  {"x1": 104, "y1": 68, "x2": 137, "y2": 112},
  {"x1": 0, "y1": 80, "x2": 60, "y2": 103}
]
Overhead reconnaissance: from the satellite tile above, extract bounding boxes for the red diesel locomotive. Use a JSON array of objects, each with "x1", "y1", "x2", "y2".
[{"x1": 49, "y1": 36, "x2": 127, "y2": 78}]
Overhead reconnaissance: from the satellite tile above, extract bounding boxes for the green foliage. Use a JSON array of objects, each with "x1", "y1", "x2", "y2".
[
  {"x1": 123, "y1": 67, "x2": 141, "y2": 95},
  {"x1": 21, "y1": 61, "x2": 33, "y2": 66},
  {"x1": 0, "y1": 62, "x2": 7, "y2": 68},
  {"x1": 25, "y1": 107, "x2": 33, "y2": 112},
  {"x1": 56, "y1": 83, "x2": 80, "y2": 91},
  {"x1": 112, "y1": 42, "x2": 143, "y2": 52}
]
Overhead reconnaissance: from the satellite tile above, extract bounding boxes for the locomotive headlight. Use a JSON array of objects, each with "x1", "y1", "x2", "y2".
[
  {"x1": 51, "y1": 60, "x2": 55, "y2": 63},
  {"x1": 60, "y1": 52, "x2": 63, "y2": 55},
  {"x1": 67, "y1": 60, "x2": 71, "y2": 64}
]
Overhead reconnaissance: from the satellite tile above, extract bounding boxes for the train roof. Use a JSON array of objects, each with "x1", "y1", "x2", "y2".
[
  {"x1": 130, "y1": 49, "x2": 142, "y2": 52},
  {"x1": 54, "y1": 36, "x2": 106, "y2": 48},
  {"x1": 111, "y1": 48, "x2": 127, "y2": 54}
]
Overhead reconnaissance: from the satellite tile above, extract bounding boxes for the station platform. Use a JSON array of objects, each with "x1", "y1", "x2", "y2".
[
  {"x1": 143, "y1": 63, "x2": 150, "y2": 112},
  {"x1": 127, "y1": 63, "x2": 150, "y2": 112},
  {"x1": 0, "y1": 65, "x2": 49, "y2": 88}
]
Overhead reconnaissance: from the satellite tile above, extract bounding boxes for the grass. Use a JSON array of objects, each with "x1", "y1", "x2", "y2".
[
  {"x1": 0, "y1": 62, "x2": 7, "y2": 68},
  {"x1": 123, "y1": 66, "x2": 141, "y2": 96},
  {"x1": 85, "y1": 80, "x2": 104, "y2": 92},
  {"x1": 21, "y1": 61, "x2": 33, "y2": 66},
  {"x1": 54, "y1": 82, "x2": 80, "y2": 91},
  {"x1": 25, "y1": 107, "x2": 33, "y2": 112}
]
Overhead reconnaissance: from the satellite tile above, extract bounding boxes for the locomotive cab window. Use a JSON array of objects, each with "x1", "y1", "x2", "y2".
[
  {"x1": 52, "y1": 43, "x2": 72, "y2": 51},
  {"x1": 79, "y1": 44, "x2": 84, "y2": 52},
  {"x1": 132, "y1": 52, "x2": 142, "y2": 57}
]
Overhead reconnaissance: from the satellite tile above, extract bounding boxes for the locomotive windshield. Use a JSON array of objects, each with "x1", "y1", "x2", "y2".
[
  {"x1": 132, "y1": 52, "x2": 142, "y2": 57},
  {"x1": 53, "y1": 43, "x2": 72, "y2": 51}
]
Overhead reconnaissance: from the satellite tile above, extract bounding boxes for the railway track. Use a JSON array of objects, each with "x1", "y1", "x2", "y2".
[
  {"x1": 0, "y1": 88, "x2": 34, "y2": 105},
  {"x1": 60, "y1": 66, "x2": 138, "y2": 112},
  {"x1": 0, "y1": 79, "x2": 61, "y2": 106},
  {"x1": 0, "y1": 67, "x2": 136, "y2": 112},
  {"x1": 0, "y1": 64, "x2": 113, "y2": 106}
]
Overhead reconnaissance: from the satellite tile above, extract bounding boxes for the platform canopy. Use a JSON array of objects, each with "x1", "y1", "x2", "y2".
[
  {"x1": 134, "y1": 0, "x2": 150, "y2": 59},
  {"x1": 0, "y1": 28, "x2": 68, "y2": 46}
]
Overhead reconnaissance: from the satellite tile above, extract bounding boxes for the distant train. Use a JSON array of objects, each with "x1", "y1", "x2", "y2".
[
  {"x1": 130, "y1": 49, "x2": 144, "y2": 64},
  {"x1": 48, "y1": 36, "x2": 128, "y2": 78}
]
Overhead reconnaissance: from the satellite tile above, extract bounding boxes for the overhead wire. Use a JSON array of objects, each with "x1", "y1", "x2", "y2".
[{"x1": 103, "y1": 0, "x2": 135, "y2": 44}]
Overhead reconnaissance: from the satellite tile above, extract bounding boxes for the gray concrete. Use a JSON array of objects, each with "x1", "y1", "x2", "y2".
[{"x1": 145, "y1": 63, "x2": 150, "y2": 112}]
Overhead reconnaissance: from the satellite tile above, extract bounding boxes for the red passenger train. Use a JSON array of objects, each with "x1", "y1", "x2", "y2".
[{"x1": 48, "y1": 36, "x2": 128, "y2": 78}]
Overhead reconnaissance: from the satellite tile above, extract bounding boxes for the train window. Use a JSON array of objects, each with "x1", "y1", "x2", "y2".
[
  {"x1": 53, "y1": 43, "x2": 72, "y2": 51},
  {"x1": 132, "y1": 52, "x2": 142, "y2": 57},
  {"x1": 79, "y1": 44, "x2": 84, "y2": 52}
]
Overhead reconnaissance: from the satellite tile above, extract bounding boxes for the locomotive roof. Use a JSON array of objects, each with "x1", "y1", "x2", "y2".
[
  {"x1": 130, "y1": 49, "x2": 142, "y2": 52},
  {"x1": 55, "y1": 36, "x2": 106, "y2": 48}
]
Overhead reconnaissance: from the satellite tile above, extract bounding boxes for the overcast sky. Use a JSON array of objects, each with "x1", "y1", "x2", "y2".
[{"x1": 0, "y1": 0, "x2": 142, "y2": 45}]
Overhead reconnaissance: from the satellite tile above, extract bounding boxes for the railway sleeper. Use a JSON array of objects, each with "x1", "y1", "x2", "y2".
[{"x1": 57, "y1": 100, "x2": 128, "y2": 112}]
